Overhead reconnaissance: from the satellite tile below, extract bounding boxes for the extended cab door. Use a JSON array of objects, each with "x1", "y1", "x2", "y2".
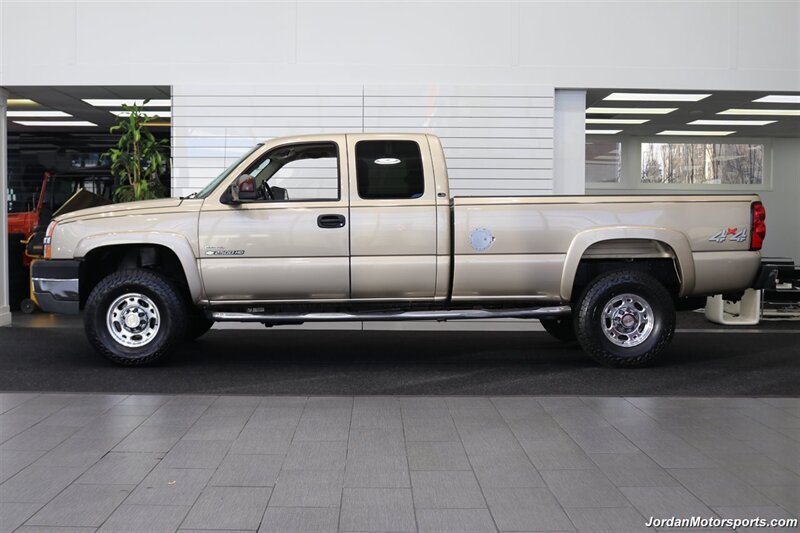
[
  {"x1": 346, "y1": 134, "x2": 439, "y2": 300},
  {"x1": 198, "y1": 136, "x2": 350, "y2": 301}
]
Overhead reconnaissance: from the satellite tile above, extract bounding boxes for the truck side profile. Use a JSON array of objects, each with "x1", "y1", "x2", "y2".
[{"x1": 33, "y1": 133, "x2": 766, "y2": 367}]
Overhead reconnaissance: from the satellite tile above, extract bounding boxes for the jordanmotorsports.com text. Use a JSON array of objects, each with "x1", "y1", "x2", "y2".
[{"x1": 645, "y1": 516, "x2": 798, "y2": 529}]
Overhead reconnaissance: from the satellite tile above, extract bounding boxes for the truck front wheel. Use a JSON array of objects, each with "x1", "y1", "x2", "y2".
[
  {"x1": 84, "y1": 269, "x2": 187, "y2": 366},
  {"x1": 575, "y1": 270, "x2": 675, "y2": 368}
]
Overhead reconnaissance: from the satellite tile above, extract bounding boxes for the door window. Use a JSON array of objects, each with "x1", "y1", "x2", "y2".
[
  {"x1": 243, "y1": 142, "x2": 340, "y2": 201},
  {"x1": 355, "y1": 140, "x2": 424, "y2": 199}
]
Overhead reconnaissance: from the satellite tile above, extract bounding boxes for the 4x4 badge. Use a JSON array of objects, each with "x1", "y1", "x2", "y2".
[{"x1": 709, "y1": 227, "x2": 747, "y2": 243}]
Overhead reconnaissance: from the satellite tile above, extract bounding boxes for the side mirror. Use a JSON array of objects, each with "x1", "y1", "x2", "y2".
[{"x1": 224, "y1": 174, "x2": 257, "y2": 204}]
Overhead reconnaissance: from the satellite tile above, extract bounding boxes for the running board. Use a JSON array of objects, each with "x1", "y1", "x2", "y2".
[{"x1": 210, "y1": 306, "x2": 571, "y2": 323}]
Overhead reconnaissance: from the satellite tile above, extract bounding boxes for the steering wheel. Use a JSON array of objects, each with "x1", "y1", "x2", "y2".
[{"x1": 260, "y1": 180, "x2": 274, "y2": 200}]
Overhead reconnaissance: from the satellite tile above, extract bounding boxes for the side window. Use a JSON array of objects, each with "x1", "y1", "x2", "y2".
[
  {"x1": 355, "y1": 140, "x2": 424, "y2": 199},
  {"x1": 244, "y1": 142, "x2": 340, "y2": 201}
]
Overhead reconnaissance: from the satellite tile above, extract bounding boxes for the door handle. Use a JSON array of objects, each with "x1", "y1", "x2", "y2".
[{"x1": 317, "y1": 214, "x2": 346, "y2": 229}]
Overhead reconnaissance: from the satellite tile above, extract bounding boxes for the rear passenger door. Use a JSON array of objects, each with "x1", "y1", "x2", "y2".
[{"x1": 346, "y1": 134, "x2": 438, "y2": 300}]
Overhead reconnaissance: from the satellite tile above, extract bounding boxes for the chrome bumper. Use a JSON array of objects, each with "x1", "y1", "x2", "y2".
[{"x1": 31, "y1": 260, "x2": 81, "y2": 314}]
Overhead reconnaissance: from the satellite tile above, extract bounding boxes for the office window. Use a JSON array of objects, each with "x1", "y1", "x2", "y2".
[
  {"x1": 641, "y1": 143, "x2": 764, "y2": 185},
  {"x1": 586, "y1": 141, "x2": 622, "y2": 183},
  {"x1": 355, "y1": 140, "x2": 424, "y2": 199}
]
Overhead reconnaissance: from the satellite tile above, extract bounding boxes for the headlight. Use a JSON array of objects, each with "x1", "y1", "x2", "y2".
[{"x1": 43, "y1": 220, "x2": 58, "y2": 259}]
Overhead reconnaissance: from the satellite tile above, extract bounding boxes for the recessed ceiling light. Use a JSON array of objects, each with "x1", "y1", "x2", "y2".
[
  {"x1": 585, "y1": 129, "x2": 622, "y2": 135},
  {"x1": 593, "y1": 155, "x2": 620, "y2": 160},
  {"x1": 145, "y1": 121, "x2": 171, "y2": 127},
  {"x1": 719, "y1": 108, "x2": 800, "y2": 116},
  {"x1": 374, "y1": 158, "x2": 401, "y2": 165},
  {"x1": 604, "y1": 92, "x2": 710, "y2": 102},
  {"x1": 688, "y1": 119, "x2": 776, "y2": 126},
  {"x1": 13, "y1": 120, "x2": 97, "y2": 127},
  {"x1": 83, "y1": 99, "x2": 171, "y2": 107},
  {"x1": 586, "y1": 118, "x2": 650, "y2": 125},
  {"x1": 752, "y1": 95, "x2": 800, "y2": 104},
  {"x1": 110, "y1": 110, "x2": 171, "y2": 118},
  {"x1": 657, "y1": 130, "x2": 735, "y2": 136},
  {"x1": 8, "y1": 111, "x2": 72, "y2": 118},
  {"x1": 586, "y1": 107, "x2": 677, "y2": 115},
  {"x1": 8, "y1": 99, "x2": 39, "y2": 107}
]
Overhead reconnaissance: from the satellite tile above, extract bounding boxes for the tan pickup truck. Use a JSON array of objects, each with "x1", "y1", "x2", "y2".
[{"x1": 33, "y1": 133, "x2": 767, "y2": 367}]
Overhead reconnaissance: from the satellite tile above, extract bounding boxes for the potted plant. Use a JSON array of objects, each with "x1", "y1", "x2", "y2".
[{"x1": 105, "y1": 100, "x2": 169, "y2": 202}]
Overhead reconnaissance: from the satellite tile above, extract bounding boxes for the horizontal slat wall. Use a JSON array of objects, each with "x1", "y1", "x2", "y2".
[
  {"x1": 364, "y1": 85, "x2": 554, "y2": 196},
  {"x1": 171, "y1": 85, "x2": 363, "y2": 197},
  {"x1": 171, "y1": 84, "x2": 554, "y2": 197}
]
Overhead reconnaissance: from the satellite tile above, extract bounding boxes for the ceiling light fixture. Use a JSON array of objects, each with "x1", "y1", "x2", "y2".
[
  {"x1": 13, "y1": 120, "x2": 97, "y2": 127},
  {"x1": 719, "y1": 108, "x2": 800, "y2": 116},
  {"x1": 110, "y1": 110, "x2": 171, "y2": 118},
  {"x1": 604, "y1": 92, "x2": 710, "y2": 102},
  {"x1": 688, "y1": 119, "x2": 776, "y2": 126},
  {"x1": 83, "y1": 99, "x2": 171, "y2": 107},
  {"x1": 752, "y1": 95, "x2": 800, "y2": 104},
  {"x1": 586, "y1": 118, "x2": 650, "y2": 125},
  {"x1": 144, "y1": 121, "x2": 171, "y2": 127},
  {"x1": 8, "y1": 99, "x2": 39, "y2": 107},
  {"x1": 586, "y1": 107, "x2": 677, "y2": 115},
  {"x1": 374, "y1": 158, "x2": 401, "y2": 165},
  {"x1": 657, "y1": 130, "x2": 735, "y2": 136},
  {"x1": 585, "y1": 129, "x2": 622, "y2": 135},
  {"x1": 8, "y1": 111, "x2": 72, "y2": 118}
]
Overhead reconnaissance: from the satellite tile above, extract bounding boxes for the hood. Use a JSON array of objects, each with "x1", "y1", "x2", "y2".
[{"x1": 56, "y1": 198, "x2": 185, "y2": 223}]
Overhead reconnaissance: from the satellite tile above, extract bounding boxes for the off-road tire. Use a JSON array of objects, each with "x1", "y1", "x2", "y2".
[
  {"x1": 540, "y1": 317, "x2": 576, "y2": 342},
  {"x1": 186, "y1": 308, "x2": 214, "y2": 341},
  {"x1": 84, "y1": 269, "x2": 187, "y2": 366},
  {"x1": 575, "y1": 270, "x2": 675, "y2": 368}
]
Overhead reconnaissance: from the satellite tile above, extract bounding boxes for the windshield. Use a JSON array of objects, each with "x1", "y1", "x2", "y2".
[{"x1": 194, "y1": 145, "x2": 262, "y2": 199}]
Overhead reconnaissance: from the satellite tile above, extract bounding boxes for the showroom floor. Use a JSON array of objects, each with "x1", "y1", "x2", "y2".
[{"x1": 1, "y1": 393, "x2": 799, "y2": 533}]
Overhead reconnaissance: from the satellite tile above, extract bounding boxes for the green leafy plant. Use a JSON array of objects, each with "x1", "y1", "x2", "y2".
[{"x1": 105, "y1": 101, "x2": 169, "y2": 202}]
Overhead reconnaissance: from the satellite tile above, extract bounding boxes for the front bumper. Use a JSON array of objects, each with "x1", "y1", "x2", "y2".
[{"x1": 31, "y1": 260, "x2": 81, "y2": 314}]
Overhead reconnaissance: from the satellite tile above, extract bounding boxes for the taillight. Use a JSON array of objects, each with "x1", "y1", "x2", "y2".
[
  {"x1": 750, "y1": 201, "x2": 766, "y2": 251},
  {"x1": 43, "y1": 220, "x2": 57, "y2": 259}
]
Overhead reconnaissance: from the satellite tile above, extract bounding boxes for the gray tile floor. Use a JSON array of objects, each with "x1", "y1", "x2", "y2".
[{"x1": 1, "y1": 393, "x2": 798, "y2": 532}]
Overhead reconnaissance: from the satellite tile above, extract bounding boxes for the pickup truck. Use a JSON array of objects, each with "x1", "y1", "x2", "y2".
[{"x1": 33, "y1": 133, "x2": 766, "y2": 368}]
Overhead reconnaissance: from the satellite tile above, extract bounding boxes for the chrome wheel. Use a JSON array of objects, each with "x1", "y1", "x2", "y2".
[
  {"x1": 106, "y1": 293, "x2": 160, "y2": 348},
  {"x1": 601, "y1": 293, "x2": 654, "y2": 348}
]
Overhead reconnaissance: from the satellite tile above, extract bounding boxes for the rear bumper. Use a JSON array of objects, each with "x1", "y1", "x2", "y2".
[{"x1": 31, "y1": 260, "x2": 81, "y2": 314}]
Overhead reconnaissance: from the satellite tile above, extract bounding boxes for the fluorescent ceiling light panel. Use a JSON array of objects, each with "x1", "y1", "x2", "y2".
[
  {"x1": 586, "y1": 107, "x2": 677, "y2": 115},
  {"x1": 688, "y1": 119, "x2": 776, "y2": 126},
  {"x1": 752, "y1": 95, "x2": 800, "y2": 104},
  {"x1": 8, "y1": 99, "x2": 39, "y2": 106},
  {"x1": 111, "y1": 110, "x2": 171, "y2": 118},
  {"x1": 585, "y1": 118, "x2": 649, "y2": 125},
  {"x1": 13, "y1": 120, "x2": 97, "y2": 127},
  {"x1": 8, "y1": 111, "x2": 72, "y2": 118},
  {"x1": 657, "y1": 130, "x2": 735, "y2": 136},
  {"x1": 145, "y1": 122, "x2": 171, "y2": 127},
  {"x1": 604, "y1": 92, "x2": 710, "y2": 102},
  {"x1": 83, "y1": 99, "x2": 171, "y2": 107},
  {"x1": 585, "y1": 129, "x2": 622, "y2": 135},
  {"x1": 719, "y1": 108, "x2": 800, "y2": 116}
]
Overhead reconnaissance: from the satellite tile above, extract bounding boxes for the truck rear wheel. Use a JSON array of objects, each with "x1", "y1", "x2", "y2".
[
  {"x1": 540, "y1": 317, "x2": 576, "y2": 342},
  {"x1": 575, "y1": 270, "x2": 675, "y2": 368},
  {"x1": 84, "y1": 269, "x2": 187, "y2": 366}
]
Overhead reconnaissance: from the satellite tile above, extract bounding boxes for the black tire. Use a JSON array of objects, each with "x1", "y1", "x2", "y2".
[
  {"x1": 20, "y1": 298, "x2": 37, "y2": 314},
  {"x1": 575, "y1": 270, "x2": 675, "y2": 368},
  {"x1": 540, "y1": 317, "x2": 576, "y2": 342},
  {"x1": 186, "y1": 308, "x2": 214, "y2": 341},
  {"x1": 84, "y1": 269, "x2": 188, "y2": 366}
]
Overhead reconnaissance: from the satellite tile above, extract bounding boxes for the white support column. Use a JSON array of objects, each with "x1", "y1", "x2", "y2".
[
  {"x1": 0, "y1": 89, "x2": 10, "y2": 326},
  {"x1": 553, "y1": 89, "x2": 586, "y2": 195}
]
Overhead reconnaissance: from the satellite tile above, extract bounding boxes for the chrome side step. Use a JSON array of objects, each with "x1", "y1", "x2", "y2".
[{"x1": 210, "y1": 305, "x2": 571, "y2": 323}]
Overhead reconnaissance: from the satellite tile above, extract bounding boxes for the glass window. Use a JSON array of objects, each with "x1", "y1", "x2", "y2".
[
  {"x1": 586, "y1": 141, "x2": 622, "y2": 183},
  {"x1": 244, "y1": 142, "x2": 339, "y2": 201},
  {"x1": 641, "y1": 143, "x2": 764, "y2": 185},
  {"x1": 355, "y1": 140, "x2": 424, "y2": 199}
]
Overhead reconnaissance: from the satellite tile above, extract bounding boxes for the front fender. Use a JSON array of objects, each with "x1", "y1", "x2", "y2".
[
  {"x1": 560, "y1": 226, "x2": 696, "y2": 300},
  {"x1": 74, "y1": 232, "x2": 204, "y2": 303}
]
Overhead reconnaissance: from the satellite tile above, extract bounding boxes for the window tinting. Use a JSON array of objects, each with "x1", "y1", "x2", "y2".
[{"x1": 355, "y1": 140, "x2": 424, "y2": 199}]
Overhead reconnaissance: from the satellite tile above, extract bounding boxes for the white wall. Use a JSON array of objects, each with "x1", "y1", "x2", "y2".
[
  {"x1": 172, "y1": 84, "x2": 554, "y2": 198},
  {"x1": 1, "y1": 1, "x2": 798, "y2": 91}
]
